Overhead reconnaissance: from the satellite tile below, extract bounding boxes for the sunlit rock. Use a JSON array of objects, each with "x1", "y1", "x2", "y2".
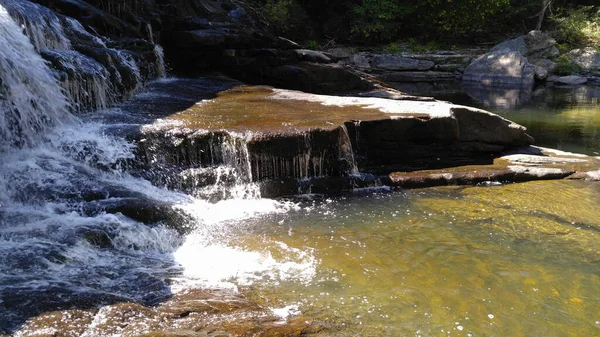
[{"x1": 135, "y1": 85, "x2": 534, "y2": 196}]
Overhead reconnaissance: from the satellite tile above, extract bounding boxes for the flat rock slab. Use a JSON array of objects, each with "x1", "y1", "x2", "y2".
[
  {"x1": 370, "y1": 55, "x2": 435, "y2": 71},
  {"x1": 137, "y1": 84, "x2": 534, "y2": 189},
  {"x1": 549, "y1": 75, "x2": 588, "y2": 85},
  {"x1": 146, "y1": 85, "x2": 531, "y2": 147},
  {"x1": 389, "y1": 160, "x2": 574, "y2": 188},
  {"x1": 389, "y1": 146, "x2": 600, "y2": 189},
  {"x1": 378, "y1": 71, "x2": 456, "y2": 82}
]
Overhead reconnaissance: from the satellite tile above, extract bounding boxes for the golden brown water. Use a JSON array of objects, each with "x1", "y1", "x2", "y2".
[{"x1": 229, "y1": 180, "x2": 600, "y2": 336}]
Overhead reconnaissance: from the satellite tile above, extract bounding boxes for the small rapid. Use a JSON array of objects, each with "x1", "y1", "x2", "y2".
[{"x1": 0, "y1": 1, "x2": 315, "y2": 333}]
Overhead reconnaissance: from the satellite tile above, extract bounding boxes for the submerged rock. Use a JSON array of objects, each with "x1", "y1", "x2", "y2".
[{"x1": 15, "y1": 288, "x2": 330, "y2": 336}]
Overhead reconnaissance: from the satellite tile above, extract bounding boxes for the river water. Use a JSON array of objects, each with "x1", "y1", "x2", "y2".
[
  {"x1": 1, "y1": 1, "x2": 599, "y2": 332},
  {"x1": 395, "y1": 81, "x2": 600, "y2": 156},
  {"x1": 3, "y1": 77, "x2": 599, "y2": 336}
]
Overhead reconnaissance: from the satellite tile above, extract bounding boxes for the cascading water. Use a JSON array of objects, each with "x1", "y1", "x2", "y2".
[
  {"x1": 1, "y1": 0, "x2": 164, "y2": 113},
  {"x1": 0, "y1": 3, "x2": 314, "y2": 333},
  {"x1": 0, "y1": 4, "x2": 73, "y2": 147}
]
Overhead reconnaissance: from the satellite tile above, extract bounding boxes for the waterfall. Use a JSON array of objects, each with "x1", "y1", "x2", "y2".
[
  {"x1": 2, "y1": 0, "x2": 71, "y2": 51},
  {"x1": 0, "y1": 0, "x2": 312, "y2": 333},
  {"x1": 339, "y1": 124, "x2": 360, "y2": 176},
  {"x1": 0, "y1": 4, "x2": 73, "y2": 148},
  {"x1": 1, "y1": 0, "x2": 165, "y2": 114}
]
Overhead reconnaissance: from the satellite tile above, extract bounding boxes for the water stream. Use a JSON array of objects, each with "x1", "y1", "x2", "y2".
[{"x1": 1, "y1": 1, "x2": 599, "y2": 335}]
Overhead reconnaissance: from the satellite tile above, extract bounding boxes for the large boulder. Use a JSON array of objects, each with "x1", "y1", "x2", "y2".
[
  {"x1": 462, "y1": 50, "x2": 535, "y2": 87},
  {"x1": 523, "y1": 30, "x2": 559, "y2": 60},
  {"x1": 491, "y1": 31, "x2": 558, "y2": 60},
  {"x1": 567, "y1": 47, "x2": 600, "y2": 71},
  {"x1": 464, "y1": 31, "x2": 558, "y2": 88}
]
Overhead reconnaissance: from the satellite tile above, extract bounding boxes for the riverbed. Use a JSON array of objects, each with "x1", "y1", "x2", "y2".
[{"x1": 4, "y1": 78, "x2": 600, "y2": 336}]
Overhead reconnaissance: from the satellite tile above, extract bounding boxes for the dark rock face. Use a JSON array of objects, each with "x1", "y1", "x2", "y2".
[
  {"x1": 14, "y1": 0, "x2": 165, "y2": 112},
  {"x1": 260, "y1": 63, "x2": 373, "y2": 94}
]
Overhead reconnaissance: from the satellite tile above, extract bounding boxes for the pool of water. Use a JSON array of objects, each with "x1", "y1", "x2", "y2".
[
  {"x1": 228, "y1": 180, "x2": 600, "y2": 336},
  {"x1": 395, "y1": 81, "x2": 600, "y2": 156},
  {"x1": 5, "y1": 78, "x2": 600, "y2": 336}
]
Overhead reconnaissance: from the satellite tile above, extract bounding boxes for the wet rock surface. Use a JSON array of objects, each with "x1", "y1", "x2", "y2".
[
  {"x1": 133, "y1": 84, "x2": 535, "y2": 196},
  {"x1": 13, "y1": 289, "x2": 332, "y2": 337},
  {"x1": 389, "y1": 146, "x2": 600, "y2": 189}
]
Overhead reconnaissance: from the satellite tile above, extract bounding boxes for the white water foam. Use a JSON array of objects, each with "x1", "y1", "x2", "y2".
[{"x1": 171, "y1": 198, "x2": 316, "y2": 292}]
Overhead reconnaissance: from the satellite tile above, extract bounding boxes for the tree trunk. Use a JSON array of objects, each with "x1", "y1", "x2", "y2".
[{"x1": 536, "y1": 0, "x2": 553, "y2": 30}]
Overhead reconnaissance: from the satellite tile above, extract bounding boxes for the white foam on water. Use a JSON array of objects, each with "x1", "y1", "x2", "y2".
[
  {"x1": 271, "y1": 304, "x2": 301, "y2": 319},
  {"x1": 171, "y1": 199, "x2": 316, "y2": 292}
]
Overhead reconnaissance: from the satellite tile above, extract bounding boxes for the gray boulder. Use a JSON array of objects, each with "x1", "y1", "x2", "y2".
[
  {"x1": 524, "y1": 30, "x2": 559, "y2": 60},
  {"x1": 568, "y1": 47, "x2": 600, "y2": 71},
  {"x1": 462, "y1": 50, "x2": 535, "y2": 87},
  {"x1": 370, "y1": 55, "x2": 435, "y2": 71},
  {"x1": 534, "y1": 65, "x2": 548, "y2": 80},
  {"x1": 351, "y1": 54, "x2": 370, "y2": 68},
  {"x1": 466, "y1": 31, "x2": 559, "y2": 87},
  {"x1": 491, "y1": 36, "x2": 527, "y2": 54},
  {"x1": 295, "y1": 49, "x2": 332, "y2": 63},
  {"x1": 549, "y1": 75, "x2": 587, "y2": 85},
  {"x1": 492, "y1": 31, "x2": 558, "y2": 60},
  {"x1": 533, "y1": 59, "x2": 558, "y2": 74}
]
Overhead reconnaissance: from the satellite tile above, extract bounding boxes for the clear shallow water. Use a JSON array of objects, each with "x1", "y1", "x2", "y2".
[
  {"x1": 3, "y1": 77, "x2": 600, "y2": 336},
  {"x1": 230, "y1": 181, "x2": 600, "y2": 336}
]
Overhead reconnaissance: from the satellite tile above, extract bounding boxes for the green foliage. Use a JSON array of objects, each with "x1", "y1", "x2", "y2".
[
  {"x1": 261, "y1": 0, "x2": 293, "y2": 33},
  {"x1": 304, "y1": 40, "x2": 320, "y2": 50},
  {"x1": 415, "y1": 0, "x2": 511, "y2": 39},
  {"x1": 348, "y1": 0, "x2": 511, "y2": 43},
  {"x1": 244, "y1": 0, "x2": 598, "y2": 46},
  {"x1": 349, "y1": 0, "x2": 412, "y2": 42},
  {"x1": 555, "y1": 54, "x2": 581, "y2": 75},
  {"x1": 384, "y1": 42, "x2": 402, "y2": 54},
  {"x1": 550, "y1": 6, "x2": 600, "y2": 47},
  {"x1": 257, "y1": 0, "x2": 311, "y2": 37},
  {"x1": 556, "y1": 43, "x2": 571, "y2": 54}
]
